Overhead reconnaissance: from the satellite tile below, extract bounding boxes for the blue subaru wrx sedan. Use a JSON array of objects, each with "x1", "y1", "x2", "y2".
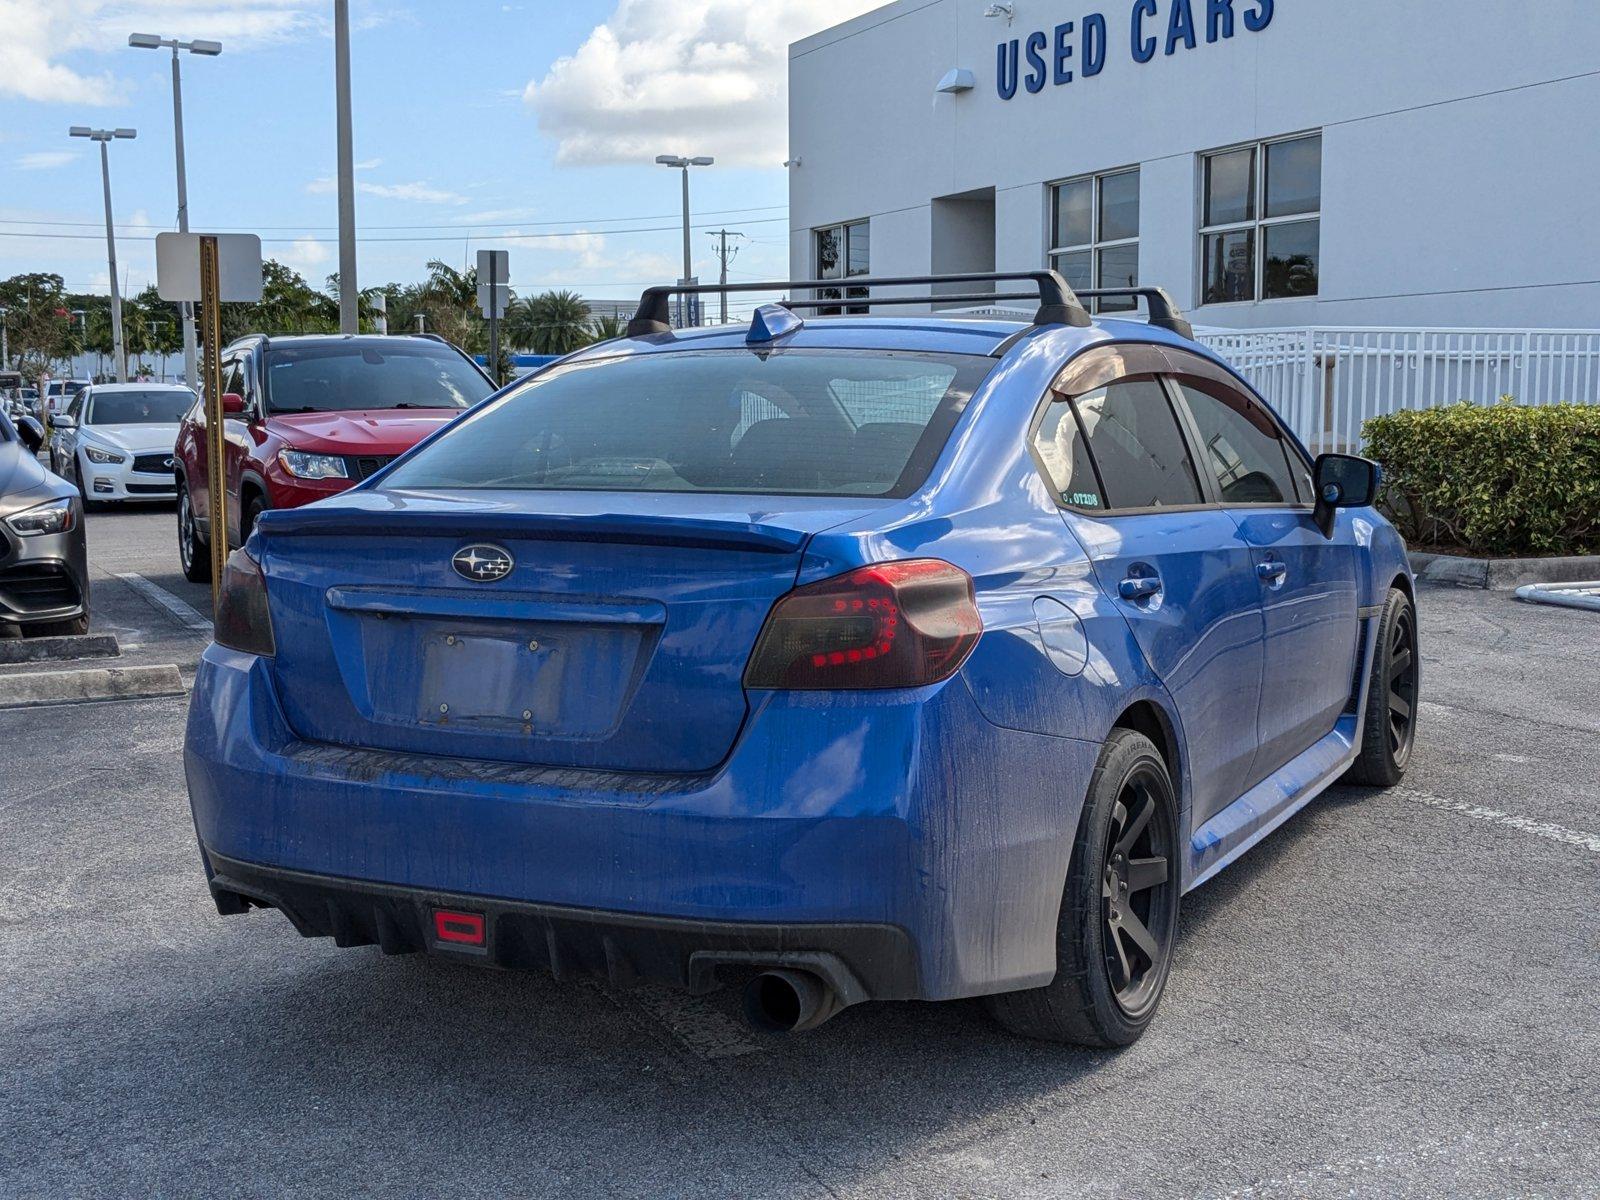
[{"x1": 186, "y1": 273, "x2": 1417, "y2": 1046}]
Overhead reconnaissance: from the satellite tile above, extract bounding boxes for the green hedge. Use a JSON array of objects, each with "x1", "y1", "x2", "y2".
[{"x1": 1363, "y1": 400, "x2": 1600, "y2": 557}]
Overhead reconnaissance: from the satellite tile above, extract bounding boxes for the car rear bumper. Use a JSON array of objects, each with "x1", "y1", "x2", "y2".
[
  {"x1": 185, "y1": 644, "x2": 1099, "y2": 1001},
  {"x1": 204, "y1": 849, "x2": 920, "y2": 1001}
]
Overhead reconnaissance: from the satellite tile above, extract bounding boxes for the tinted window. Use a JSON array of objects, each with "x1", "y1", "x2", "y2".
[
  {"x1": 383, "y1": 349, "x2": 993, "y2": 498},
  {"x1": 1263, "y1": 220, "x2": 1320, "y2": 299},
  {"x1": 264, "y1": 342, "x2": 490, "y2": 414},
  {"x1": 1033, "y1": 400, "x2": 1103, "y2": 508},
  {"x1": 1071, "y1": 379, "x2": 1202, "y2": 509},
  {"x1": 87, "y1": 389, "x2": 197, "y2": 426},
  {"x1": 1176, "y1": 381, "x2": 1301, "y2": 504}
]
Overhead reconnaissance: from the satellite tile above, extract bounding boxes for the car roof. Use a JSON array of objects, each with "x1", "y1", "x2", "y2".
[
  {"x1": 86, "y1": 382, "x2": 196, "y2": 392},
  {"x1": 559, "y1": 312, "x2": 1228, "y2": 370},
  {"x1": 228, "y1": 333, "x2": 450, "y2": 350}
]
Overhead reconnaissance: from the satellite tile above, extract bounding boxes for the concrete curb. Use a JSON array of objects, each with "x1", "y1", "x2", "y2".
[
  {"x1": 1410, "y1": 551, "x2": 1600, "y2": 590},
  {"x1": 0, "y1": 664, "x2": 187, "y2": 709},
  {"x1": 0, "y1": 633, "x2": 120, "y2": 666}
]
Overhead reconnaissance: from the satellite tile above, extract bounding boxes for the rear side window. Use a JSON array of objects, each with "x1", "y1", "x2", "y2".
[
  {"x1": 383, "y1": 349, "x2": 994, "y2": 498},
  {"x1": 1068, "y1": 379, "x2": 1203, "y2": 509},
  {"x1": 1032, "y1": 401, "x2": 1104, "y2": 509},
  {"x1": 1175, "y1": 380, "x2": 1306, "y2": 504}
]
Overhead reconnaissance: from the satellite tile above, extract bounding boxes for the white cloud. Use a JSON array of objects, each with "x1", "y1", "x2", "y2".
[
  {"x1": 280, "y1": 235, "x2": 331, "y2": 276},
  {"x1": 0, "y1": 0, "x2": 328, "y2": 105},
  {"x1": 305, "y1": 174, "x2": 468, "y2": 206},
  {"x1": 17, "y1": 150, "x2": 80, "y2": 170},
  {"x1": 524, "y1": 0, "x2": 885, "y2": 167}
]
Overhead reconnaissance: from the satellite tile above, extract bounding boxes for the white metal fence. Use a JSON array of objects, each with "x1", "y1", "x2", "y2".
[
  {"x1": 1192, "y1": 328, "x2": 1600, "y2": 452},
  {"x1": 956, "y1": 304, "x2": 1600, "y2": 452}
]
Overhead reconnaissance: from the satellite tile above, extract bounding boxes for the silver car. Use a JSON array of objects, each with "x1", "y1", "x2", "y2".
[{"x1": 0, "y1": 412, "x2": 89, "y2": 636}]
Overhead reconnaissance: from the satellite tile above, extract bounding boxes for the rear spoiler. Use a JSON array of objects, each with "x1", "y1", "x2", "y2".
[{"x1": 254, "y1": 506, "x2": 809, "y2": 554}]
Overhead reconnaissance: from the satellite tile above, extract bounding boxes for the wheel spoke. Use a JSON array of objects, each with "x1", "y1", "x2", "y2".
[
  {"x1": 1388, "y1": 648, "x2": 1412, "y2": 683},
  {"x1": 1106, "y1": 922, "x2": 1133, "y2": 989},
  {"x1": 1114, "y1": 789, "x2": 1154, "y2": 857},
  {"x1": 1126, "y1": 856, "x2": 1168, "y2": 893},
  {"x1": 1388, "y1": 692, "x2": 1411, "y2": 720},
  {"x1": 1119, "y1": 908, "x2": 1160, "y2": 961}
]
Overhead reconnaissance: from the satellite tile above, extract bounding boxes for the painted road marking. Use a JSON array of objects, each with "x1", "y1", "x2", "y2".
[
  {"x1": 115, "y1": 572, "x2": 212, "y2": 633},
  {"x1": 1402, "y1": 789, "x2": 1600, "y2": 855}
]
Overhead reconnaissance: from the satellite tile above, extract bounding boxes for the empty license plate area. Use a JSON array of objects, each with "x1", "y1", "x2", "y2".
[{"x1": 359, "y1": 615, "x2": 655, "y2": 739}]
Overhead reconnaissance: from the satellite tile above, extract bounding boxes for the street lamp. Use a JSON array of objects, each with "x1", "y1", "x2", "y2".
[
  {"x1": 655, "y1": 154, "x2": 714, "y2": 326},
  {"x1": 128, "y1": 33, "x2": 221, "y2": 393},
  {"x1": 69, "y1": 126, "x2": 136, "y2": 383}
]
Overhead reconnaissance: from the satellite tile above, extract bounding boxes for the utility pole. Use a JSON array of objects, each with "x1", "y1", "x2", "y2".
[
  {"x1": 128, "y1": 33, "x2": 220, "y2": 391},
  {"x1": 71, "y1": 126, "x2": 136, "y2": 383},
  {"x1": 704, "y1": 229, "x2": 744, "y2": 323},
  {"x1": 334, "y1": 0, "x2": 359, "y2": 333}
]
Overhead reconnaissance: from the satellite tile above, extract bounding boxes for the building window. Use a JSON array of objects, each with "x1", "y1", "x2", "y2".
[
  {"x1": 1200, "y1": 133, "x2": 1321, "y2": 305},
  {"x1": 815, "y1": 220, "x2": 869, "y2": 314},
  {"x1": 1048, "y1": 168, "x2": 1139, "y2": 313}
]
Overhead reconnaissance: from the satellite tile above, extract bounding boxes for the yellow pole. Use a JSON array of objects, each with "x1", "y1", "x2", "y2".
[{"x1": 199, "y1": 235, "x2": 228, "y2": 610}]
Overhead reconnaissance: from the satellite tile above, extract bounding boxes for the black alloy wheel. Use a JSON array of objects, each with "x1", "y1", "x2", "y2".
[
  {"x1": 178, "y1": 486, "x2": 211, "y2": 584},
  {"x1": 1101, "y1": 770, "x2": 1176, "y2": 1020},
  {"x1": 1345, "y1": 587, "x2": 1419, "y2": 787}
]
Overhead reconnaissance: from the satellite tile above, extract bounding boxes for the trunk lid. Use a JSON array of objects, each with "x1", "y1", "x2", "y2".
[{"x1": 256, "y1": 489, "x2": 877, "y2": 773}]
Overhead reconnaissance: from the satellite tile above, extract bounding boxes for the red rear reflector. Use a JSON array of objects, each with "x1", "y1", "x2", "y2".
[
  {"x1": 432, "y1": 909, "x2": 486, "y2": 946},
  {"x1": 744, "y1": 559, "x2": 982, "y2": 690}
]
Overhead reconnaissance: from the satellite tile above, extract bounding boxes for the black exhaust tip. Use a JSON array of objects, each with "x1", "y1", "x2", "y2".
[{"x1": 742, "y1": 969, "x2": 844, "y2": 1034}]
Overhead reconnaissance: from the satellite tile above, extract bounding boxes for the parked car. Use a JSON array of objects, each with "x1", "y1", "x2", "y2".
[
  {"x1": 0, "y1": 411, "x2": 88, "y2": 636},
  {"x1": 184, "y1": 274, "x2": 1417, "y2": 1046},
  {"x1": 173, "y1": 333, "x2": 494, "y2": 582},
  {"x1": 43, "y1": 379, "x2": 90, "y2": 423},
  {"x1": 50, "y1": 382, "x2": 196, "y2": 509},
  {"x1": 17, "y1": 388, "x2": 41, "y2": 419}
]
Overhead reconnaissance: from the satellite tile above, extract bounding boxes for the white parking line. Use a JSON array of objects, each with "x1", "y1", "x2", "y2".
[
  {"x1": 1402, "y1": 789, "x2": 1600, "y2": 855},
  {"x1": 115, "y1": 572, "x2": 213, "y2": 634}
]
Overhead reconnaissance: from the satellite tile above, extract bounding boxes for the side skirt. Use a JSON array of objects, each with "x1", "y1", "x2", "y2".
[{"x1": 1181, "y1": 611, "x2": 1381, "y2": 893}]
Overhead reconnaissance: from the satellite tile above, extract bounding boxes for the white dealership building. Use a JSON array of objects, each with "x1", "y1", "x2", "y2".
[{"x1": 786, "y1": 0, "x2": 1599, "y2": 330}]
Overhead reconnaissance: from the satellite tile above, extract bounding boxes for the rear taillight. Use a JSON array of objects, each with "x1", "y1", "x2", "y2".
[
  {"x1": 214, "y1": 548, "x2": 276, "y2": 657},
  {"x1": 745, "y1": 559, "x2": 981, "y2": 690}
]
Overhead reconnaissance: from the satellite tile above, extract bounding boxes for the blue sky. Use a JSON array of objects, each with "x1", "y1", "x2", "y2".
[{"x1": 1, "y1": 1, "x2": 881, "y2": 311}]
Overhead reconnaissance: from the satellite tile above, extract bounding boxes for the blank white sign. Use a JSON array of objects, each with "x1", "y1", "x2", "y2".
[{"x1": 155, "y1": 232, "x2": 264, "y2": 302}]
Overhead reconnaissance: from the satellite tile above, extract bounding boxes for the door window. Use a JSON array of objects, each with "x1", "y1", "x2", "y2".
[
  {"x1": 1175, "y1": 380, "x2": 1306, "y2": 504},
  {"x1": 1032, "y1": 400, "x2": 1104, "y2": 509},
  {"x1": 1067, "y1": 378, "x2": 1203, "y2": 510}
]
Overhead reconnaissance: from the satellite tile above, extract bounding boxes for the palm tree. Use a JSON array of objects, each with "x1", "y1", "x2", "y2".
[
  {"x1": 590, "y1": 313, "x2": 625, "y2": 343},
  {"x1": 517, "y1": 290, "x2": 593, "y2": 356}
]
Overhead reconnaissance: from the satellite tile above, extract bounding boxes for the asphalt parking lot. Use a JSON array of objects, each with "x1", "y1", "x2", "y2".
[{"x1": 2, "y1": 506, "x2": 1597, "y2": 1199}]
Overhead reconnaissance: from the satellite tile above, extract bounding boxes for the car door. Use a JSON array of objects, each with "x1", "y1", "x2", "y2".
[
  {"x1": 1167, "y1": 356, "x2": 1362, "y2": 784},
  {"x1": 1038, "y1": 346, "x2": 1267, "y2": 828},
  {"x1": 190, "y1": 354, "x2": 238, "y2": 537},
  {"x1": 55, "y1": 389, "x2": 87, "y2": 477},
  {"x1": 223, "y1": 351, "x2": 259, "y2": 545}
]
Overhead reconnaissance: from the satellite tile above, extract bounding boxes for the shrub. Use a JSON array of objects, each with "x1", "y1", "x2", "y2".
[{"x1": 1363, "y1": 399, "x2": 1600, "y2": 557}]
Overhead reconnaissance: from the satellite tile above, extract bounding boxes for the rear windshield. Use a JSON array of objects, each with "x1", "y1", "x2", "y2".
[
  {"x1": 382, "y1": 349, "x2": 995, "y2": 498},
  {"x1": 264, "y1": 342, "x2": 492, "y2": 414},
  {"x1": 87, "y1": 389, "x2": 195, "y2": 425}
]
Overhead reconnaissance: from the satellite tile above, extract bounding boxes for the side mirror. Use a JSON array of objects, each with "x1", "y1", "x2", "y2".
[
  {"x1": 16, "y1": 416, "x2": 45, "y2": 454},
  {"x1": 1312, "y1": 453, "x2": 1381, "y2": 538},
  {"x1": 221, "y1": 392, "x2": 247, "y2": 415},
  {"x1": 54, "y1": 414, "x2": 77, "y2": 430}
]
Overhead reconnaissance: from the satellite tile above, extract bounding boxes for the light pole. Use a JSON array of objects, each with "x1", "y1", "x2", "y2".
[
  {"x1": 70, "y1": 126, "x2": 136, "y2": 383},
  {"x1": 334, "y1": 0, "x2": 359, "y2": 333},
  {"x1": 128, "y1": 33, "x2": 220, "y2": 393},
  {"x1": 0, "y1": 306, "x2": 8, "y2": 370},
  {"x1": 654, "y1": 154, "x2": 713, "y2": 326}
]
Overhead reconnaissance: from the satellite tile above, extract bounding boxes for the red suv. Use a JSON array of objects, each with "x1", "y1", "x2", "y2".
[{"x1": 174, "y1": 333, "x2": 494, "y2": 581}]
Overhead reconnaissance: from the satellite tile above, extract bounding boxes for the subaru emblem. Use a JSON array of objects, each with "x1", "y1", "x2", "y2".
[{"x1": 452, "y1": 543, "x2": 514, "y2": 583}]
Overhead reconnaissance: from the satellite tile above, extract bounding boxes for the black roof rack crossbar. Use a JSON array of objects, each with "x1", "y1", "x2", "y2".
[
  {"x1": 781, "y1": 291, "x2": 1040, "y2": 311},
  {"x1": 1074, "y1": 288, "x2": 1194, "y2": 339},
  {"x1": 626, "y1": 271, "x2": 1091, "y2": 336}
]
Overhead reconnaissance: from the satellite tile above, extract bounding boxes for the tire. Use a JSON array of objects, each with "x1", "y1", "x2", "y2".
[
  {"x1": 985, "y1": 728, "x2": 1181, "y2": 1047},
  {"x1": 1344, "y1": 587, "x2": 1419, "y2": 787},
  {"x1": 241, "y1": 493, "x2": 267, "y2": 545},
  {"x1": 177, "y1": 483, "x2": 211, "y2": 584},
  {"x1": 27, "y1": 614, "x2": 90, "y2": 638}
]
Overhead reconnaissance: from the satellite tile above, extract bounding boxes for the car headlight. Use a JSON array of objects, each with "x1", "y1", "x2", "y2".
[
  {"x1": 6, "y1": 496, "x2": 77, "y2": 537},
  {"x1": 83, "y1": 444, "x2": 126, "y2": 465},
  {"x1": 278, "y1": 449, "x2": 349, "y2": 480}
]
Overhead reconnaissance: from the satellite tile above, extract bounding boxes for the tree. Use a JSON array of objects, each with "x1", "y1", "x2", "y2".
[
  {"x1": 418, "y1": 259, "x2": 483, "y2": 353},
  {"x1": 514, "y1": 290, "x2": 593, "y2": 356},
  {"x1": 0, "y1": 273, "x2": 75, "y2": 381},
  {"x1": 590, "y1": 313, "x2": 626, "y2": 343}
]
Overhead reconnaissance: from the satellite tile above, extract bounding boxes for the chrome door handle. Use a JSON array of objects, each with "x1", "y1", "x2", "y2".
[
  {"x1": 1119, "y1": 575, "x2": 1162, "y2": 601},
  {"x1": 1257, "y1": 560, "x2": 1287, "y2": 582}
]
